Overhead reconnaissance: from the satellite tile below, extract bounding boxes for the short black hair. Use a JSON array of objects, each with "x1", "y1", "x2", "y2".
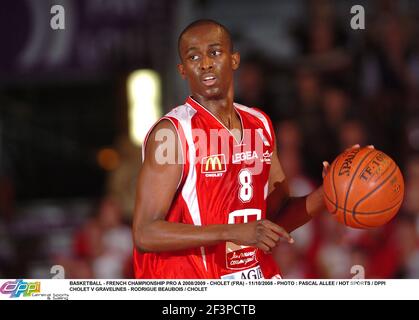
[{"x1": 177, "y1": 19, "x2": 233, "y2": 58}]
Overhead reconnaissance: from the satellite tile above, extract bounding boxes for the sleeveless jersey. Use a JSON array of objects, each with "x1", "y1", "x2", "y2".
[{"x1": 133, "y1": 96, "x2": 281, "y2": 279}]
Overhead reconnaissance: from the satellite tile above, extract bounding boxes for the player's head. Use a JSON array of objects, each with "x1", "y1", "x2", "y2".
[
  {"x1": 177, "y1": 19, "x2": 240, "y2": 100},
  {"x1": 178, "y1": 20, "x2": 234, "y2": 56}
]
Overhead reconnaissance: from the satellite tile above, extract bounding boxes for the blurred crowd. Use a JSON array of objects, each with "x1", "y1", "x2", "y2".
[
  {"x1": 0, "y1": 136, "x2": 138, "y2": 279},
  {"x1": 1, "y1": 0, "x2": 419, "y2": 279},
  {"x1": 235, "y1": 0, "x2": 419, "y2": 278}
]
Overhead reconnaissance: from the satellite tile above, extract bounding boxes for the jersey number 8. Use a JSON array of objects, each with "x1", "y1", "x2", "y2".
[{"x1": 238, "y1": 169, "x2": 253, "y2": 202}]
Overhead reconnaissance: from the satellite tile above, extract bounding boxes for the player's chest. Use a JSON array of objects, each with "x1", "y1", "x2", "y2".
[{"x1": 192, "y1": 126, "x2": 273, "y2": 182}]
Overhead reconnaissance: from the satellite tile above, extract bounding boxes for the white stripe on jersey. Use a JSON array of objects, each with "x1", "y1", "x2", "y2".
[
  {"x1": 167, "y1": 104, "x2": 208, "y2": 271},
  {"x1": 233, "y1": 103, "x2": 272, "y2": 140}
]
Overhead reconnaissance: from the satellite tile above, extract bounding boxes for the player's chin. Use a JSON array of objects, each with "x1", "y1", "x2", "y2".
[{"x1": 201, "y1": 87, "x2": 223, "y2": 99}]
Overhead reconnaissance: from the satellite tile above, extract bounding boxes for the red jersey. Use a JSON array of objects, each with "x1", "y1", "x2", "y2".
[{"x1": 134, "y1": 96, "x2": 281, "y2": 279}]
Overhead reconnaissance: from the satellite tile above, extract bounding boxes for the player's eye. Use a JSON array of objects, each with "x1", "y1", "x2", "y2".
[
  {"x1": 211, "y1": 50, "x2": 221, "y2": 56},
  {"x1": 189, "y1": 55, "x2": 199, "y2": 61}
]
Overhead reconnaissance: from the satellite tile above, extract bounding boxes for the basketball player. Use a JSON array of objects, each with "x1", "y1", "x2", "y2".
[{"x1": 132, "y1": 20, "x2": 328, "y2": 279}]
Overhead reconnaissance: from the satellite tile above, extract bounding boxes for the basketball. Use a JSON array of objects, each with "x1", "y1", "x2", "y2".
[{"x1": 323, "y1": 146, "x2": 405, "y2": 229}]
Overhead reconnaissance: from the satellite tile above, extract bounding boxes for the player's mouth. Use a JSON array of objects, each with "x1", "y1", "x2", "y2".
[{"x1": 201, "y1": 74, "x2": 217, "y2": 86}]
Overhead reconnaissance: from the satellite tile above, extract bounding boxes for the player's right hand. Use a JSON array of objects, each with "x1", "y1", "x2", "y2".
[{"x1": 229, "y1": 219, "x2": 294, "y2": 254}]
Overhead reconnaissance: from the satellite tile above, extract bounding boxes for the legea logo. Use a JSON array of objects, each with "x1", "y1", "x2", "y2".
[{"x1": 0, "y1": 280, "x2": 41, "y2": 298}]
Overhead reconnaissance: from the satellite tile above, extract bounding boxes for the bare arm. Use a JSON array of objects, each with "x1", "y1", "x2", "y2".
[
  {"x1": 132, "y1": 120, "x2": 292, "y2": 253},
  {"x1": 266, "y1": 140, "x2": 325, "y2": 233}
]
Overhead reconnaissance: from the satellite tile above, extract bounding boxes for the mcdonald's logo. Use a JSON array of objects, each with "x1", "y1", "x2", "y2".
[
  {"x1": 206, "y1": 156, "x2": 221, "y2": 171},
  {"x1": 201, "y1": 154, "x2": 226, "y2": 174}
]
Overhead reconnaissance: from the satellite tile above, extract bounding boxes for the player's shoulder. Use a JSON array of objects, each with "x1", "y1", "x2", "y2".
[
  {"x1": 147, "y1": 102, "x2": 198, "y2": 138},
  {"x1": 165, "y1": 102, "x2": 198, "y2": 123},
  {"x1": 142, "y1": 100, "x2": 200, "y2": 163},
  {"x1": 234, "y1": 102, "x2": 272, "y2": 122}
]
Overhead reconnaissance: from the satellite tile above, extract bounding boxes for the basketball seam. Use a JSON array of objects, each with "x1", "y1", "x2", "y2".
[
  {"x1": 351, "y1": 165, "x2": 398, "y2": 227},
  {"x1": 352, "y1": 201, "x2": 401, "y2": 228},
  {"x1": 352, "y1": 161, "x2": 396, "y2": 214},
  {"x1": 343, "y1": 149, "x2": 376, "y2": 226},
  {"x1": 324, "y1": 191, "x2": 403, "y2": 215},
  {"x1": 330, "y1": 158, "x2": 338, "y2": 214}
]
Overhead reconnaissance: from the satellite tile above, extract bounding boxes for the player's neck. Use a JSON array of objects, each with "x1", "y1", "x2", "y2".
[
  {"x1": 192, "y1": 90, "x2": 236, "y2": 124},
  {"x1": 201, "y1": 98, "x2": 233, "y2": 116},
  {"x1": 193, "y1": 95, "x2": 242, "y2": 135}
]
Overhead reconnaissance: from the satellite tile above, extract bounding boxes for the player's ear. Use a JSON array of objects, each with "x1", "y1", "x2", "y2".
[
  {"x1": 177, "y1": 63, "x2": 187, "y2": 79},
  {"x1": 231, "y1": 52, "x2": 240, "y2": 71}
]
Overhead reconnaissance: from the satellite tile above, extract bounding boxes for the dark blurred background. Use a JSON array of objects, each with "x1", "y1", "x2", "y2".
[{"x1": 1, "y1": 0, "x2": 419, "y2": 279}]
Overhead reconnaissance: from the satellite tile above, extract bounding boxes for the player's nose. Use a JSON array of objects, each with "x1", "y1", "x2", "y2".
[{"x1": 200, "y1": 55, "x2": 213, "y2": 71}]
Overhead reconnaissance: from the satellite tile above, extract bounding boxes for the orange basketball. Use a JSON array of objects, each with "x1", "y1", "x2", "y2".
[{"x1": 323, "y1": 146, "x2": 404, "y2": 229}]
